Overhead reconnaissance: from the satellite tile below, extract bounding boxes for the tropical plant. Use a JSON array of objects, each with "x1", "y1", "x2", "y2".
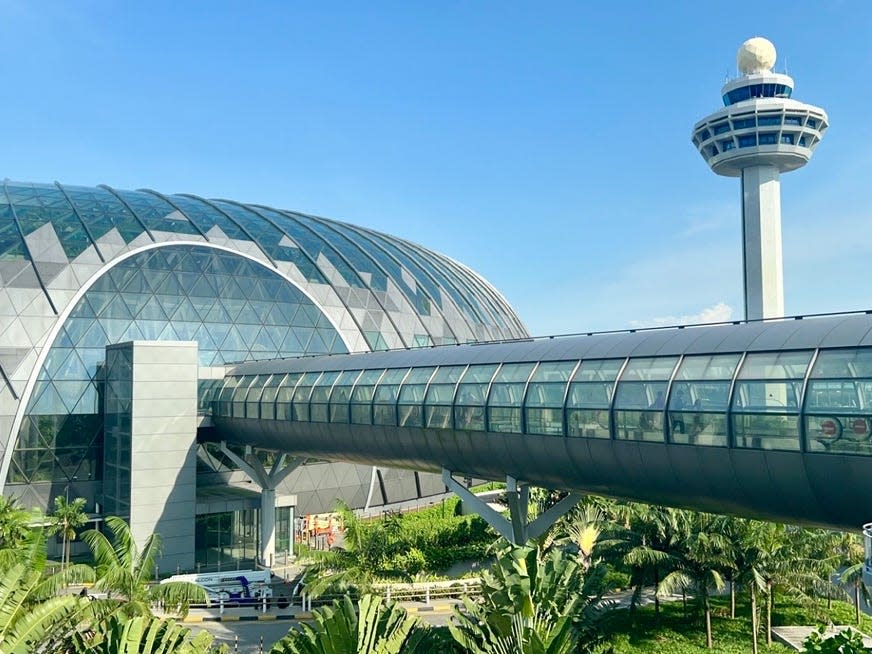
[
  {"x1": 0, "y1": 496, "x2": 36, "y2": 551},
  {"x1": 270, "y1": 593, "x2": 435, "y2": 653},
  {"x1": 803, "y1": 625, "x2": 869, "y2": 654},
  {"x1": 0, "y1": 529, "x2": 98, "y2": 654},
  {"x1": 47, "y1": 495, "x2": 89, "y2": 568},
  {"x1": 449, "y1": 542, "x2": 611, "y2": 654},
  {"x1": 82, "y1": 516, "x2": 207, "y2": 617},
  {"x1": 74, "y1": 614, "x2": 224, "y2": 654}
]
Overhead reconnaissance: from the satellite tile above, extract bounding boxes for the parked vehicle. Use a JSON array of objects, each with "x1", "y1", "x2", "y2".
[{"x1": 161, "y1": 570, "x2": 273, "y2": 605}]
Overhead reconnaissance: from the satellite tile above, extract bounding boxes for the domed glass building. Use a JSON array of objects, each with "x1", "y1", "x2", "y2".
[{"x1": 0, "y1": 180, "x2": 526, "y2": 567}]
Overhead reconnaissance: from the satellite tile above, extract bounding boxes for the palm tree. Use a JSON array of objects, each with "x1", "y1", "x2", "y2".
[
  {"x1": 270, "y1": 593, "x2": 435, "y2": 653},
  {"x1": 835, "y1": 533, "x2": 870, "y2": 626},
  {"x1": 82, "y1": 516, "x2": 207, "y2": 617},
  {"x1": 659, "y1": 512, "x2": 730, "y2": 649},
  {"x1": 47, "y1": 495, "x2": 88, "y2": 569}
]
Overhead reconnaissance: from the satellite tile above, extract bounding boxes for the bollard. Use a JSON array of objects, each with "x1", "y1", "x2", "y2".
[
  {"x1": 259, "y1": 635, "x2": 263, "y2": 654},
  {"x1": 219, "y1": 598, "x2": 224, "y2": 615},
  {"x1": 234, "y1": 635, "x2": 238, "y2": 653},
  {"x1": 425, "y1": 584, "x2": 430, "y2": 606},
  {"x1": 262, "y1": 595, "x2": 266, "y2": 613},
  {"x1": 386, "y1": 586, "x2": 391, "y2": 602}
]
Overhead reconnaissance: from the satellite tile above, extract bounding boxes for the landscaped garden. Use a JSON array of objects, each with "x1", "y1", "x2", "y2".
[{"x1": 2, "y1": 490, "x2": 871, "y2": 652}]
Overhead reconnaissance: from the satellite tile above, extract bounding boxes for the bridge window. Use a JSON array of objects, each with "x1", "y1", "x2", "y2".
[
  {"x1": 292, "y1": 372, "x2": 323, "y2": 422},
  {"x1": 738, "y1": 135, "x2": 757, "y2": 148},
  {"x1": 275, "y1": 373, "x2": 302, "y2": 421},
  {"x1": 566, "y1": 359, "x2": 622, "y2": 438},
  {"x1": 425, "y1": 366, "x2": 466, "y2": 429},
  {"x1": 781, "y1": 134, "x2": 795, "y2": 145},
  {"x1": 732, "y1": 117, "x2": 756, "y2": 129},
  {"x1": 213, "y1": 376, "x2": 239, "y2": 417},
  {"x1": 329, "y1": 370, "x2": 363, "y2": 424},
  {"x1": 259, "y1": 374, "x2": 287, "y2": 420},
  {"x1": 454, "y1": 364, "x2": 498, "y2": 432},
  {"x1": 487, "y1": 363, "x2": 536, "y2": 434},
  {"x1": 784, "y1": 115, "x2": 803, "y2": 126},
  {"x1": 668, "y1": 354, "x2": 739, "y2": 447},
  {"x1": 373, "y1": 369, "x2": 410, "y2": 426},
  {"x1": 231, "y1": 376, "x2": 256, "y2": 418},
  {"x1": 614, "y1": 357, "x2": 678, "y2": 443},
  {"x1": 732, "y1": 351, "x2": 812, "y2": 451},
  {"x1": 525, "y1": 361, "x2": 577, "y2": 436},
  {"x1": 398, "y1": 367, "x2": 436, "y2": 427},
  {"x1": 758, "y1": 133, "x2": 777, "y2": 145},
  {"x1": 713, "y1": 123, "x2": 730, "y2": 135},
  {"x1": 309, "y1": 372, "x2": 340, "y2": 423},
  {"x1": 350, "y1": 370, "x2": 384, "y2": 425},
  {"x1": 805, "y1": 348, "x2": 872, "y2": 455},
  {"x1": 244, "y1": 375, "x2": 269, "y2": 419}
]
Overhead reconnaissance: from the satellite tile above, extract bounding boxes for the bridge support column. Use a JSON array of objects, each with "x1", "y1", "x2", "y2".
[
  {"x1": 218, "y1": 442, "x2": 303, "y2": 567},
  {"x1": 442, "y1": 469, "x2": 583, "y2": 546}
]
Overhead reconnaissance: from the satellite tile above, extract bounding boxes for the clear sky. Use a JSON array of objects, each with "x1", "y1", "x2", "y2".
[{"x1": 2, "y1": 2, "x2": 870, "y2": 336}]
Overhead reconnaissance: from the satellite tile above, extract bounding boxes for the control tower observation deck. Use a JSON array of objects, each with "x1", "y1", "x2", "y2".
[{"x1": 692, "y1": 37, "x2": 828, "y2": 321}]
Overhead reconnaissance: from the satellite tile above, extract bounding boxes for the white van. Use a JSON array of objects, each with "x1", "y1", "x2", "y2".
[{"x1": 161, "y1": 569, "x2": 273, "y2": 604}]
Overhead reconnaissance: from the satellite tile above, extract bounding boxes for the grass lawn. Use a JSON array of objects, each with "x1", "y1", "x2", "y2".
[{"x1": 604, "y1": 593, "x2": 872, "y2": 653}]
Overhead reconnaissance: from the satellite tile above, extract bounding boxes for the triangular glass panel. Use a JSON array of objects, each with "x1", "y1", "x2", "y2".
[
  {"x1": 235, "y1": 323, "x2": 260, "y2": 346},
  {"x1": 54, "y1": 328, "x2": 75, "y2": 348},
  {"x1": 204, "y1": 323, "x2": 231, "y2": 349},
  {"x1": 159, "y1": 323, "x2": 180, "y2": 340},
  {"x1": 264, "y1": 303, "x2": 287, "y2": 326},
  {"x1": 79, "y1": 321, "x2": 109, "y2": 348},
  {"x1": 218, "y1": 275, "x2": 247, "y2": 300},
  {"x1": 189, "y1": 296, "x2": 216, "y2": 321},
  {"x1": 235, "y1": 302, "x2": 260, "y2": 325},
  {"x1": 296, "y1": 304, "x2": 319, "y2": 328},
  {"x1": 119, "y1": 273, "x2": 150, "y2": 294},
  {"x1": 55, "y1": 349, "x2": 91, "y2": 380},
  {"x1": 193, "y1": 324, "x2": 218, "y2": 350},
  {"x1": 281, "y1": 328, "x2": 310, "y2": 354},
  {"x1": 137, "y1": 295, "x2": 168, "y2": 321},
  {"x1": 173, "y1": 321, "x2": 200, "y2": 341},
  {"x1": 176, "y1": 271, "x2": 201, "y2": 294},
  {"x1": 249, "y1": 327, "x2": 278, "y2": 355},
  {"x1": 88, "y1": 271, "x2": 119, "y2": 294},
  {"x1": 19, "y1": 415, "x2": 46, "y2": 448},
  {"x1": 276, "y1": 302, "x2": 300, "y2": 325},
  {"x1": 198, "y1": 350, "x2": 219, "y2": 366},
  {"x1": 143, "y1": 269, "x2": 170, "y2": 293},
  {"x1": 248, "y1": 280, "x2": 271, "y2": 302},
  {"x1": 71, "y1": 385, "x2": 99, "y2": 413},
  {"x1": 53, "y1": 380, "x2": 91, "y2": 413},
  {"x1": 102, "y1": 318, "x2": 133, "y2": 343},
  {"x1": 77, "y1": 348, "x2": 106, "y2": 378},
  {"x1": 220, "y1": 298, "x2": 245, "y2": 321},
  {"x1": 100, "y1": 295, "x2": 134, "y2": 320},
  {"x1": 85, "y1": 291, "x2": 114, "y2": 317},
  {"x1": 42, "y1": 348, "x2": 75, "y2": 379},
  {"x1": 122, "y1": 292, "x2": 150, "y2": 318},
  {"x1": 155, "y1": 272, "x2": 183, "y2": 296},
  {"x1": 136, "y1": 320, "x2": 165, "y2": 340},
  {"x1": 157, "y1": 293, "x2": 185, "y2": 318},
  {"x1": 189, "y1": 274, "x2": 217, "y2": 299},
  {"x1": 221, "y1": 325, "x2": 247, "y2": 351},
  {"x1": 30, "y1": 382, "x2": 68, "y2": 414},
  {"x1": 220, "y1": 351, "x2": 249, "y2": 364},
  {"x1": 204, "y1": 302, "x2": 231, "y2": 324},
  {"x1": 170, "y1": 298, "x2": 200, "y2": 322},
  {"x1": 120, "y1": 321, "x2": 144, "y2": 341}
]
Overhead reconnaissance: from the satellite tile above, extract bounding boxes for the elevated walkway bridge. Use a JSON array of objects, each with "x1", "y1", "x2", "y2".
[{"x1": 201, "y1": 312, "x2": 872, "y2": 542}]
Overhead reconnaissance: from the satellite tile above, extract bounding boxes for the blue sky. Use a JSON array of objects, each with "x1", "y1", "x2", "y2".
[{"x1": 2, "y1": 2, "x2": 871, "y2": 336}]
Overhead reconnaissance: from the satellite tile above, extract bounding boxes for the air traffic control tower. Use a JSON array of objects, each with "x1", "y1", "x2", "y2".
[{"x1": 692, "y1": 37, "x2": 828, "y2": 320}]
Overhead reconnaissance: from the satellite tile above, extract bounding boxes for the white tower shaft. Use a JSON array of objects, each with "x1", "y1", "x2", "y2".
[{"x1": 741, "y1": 165, "x2": 784, "y2": 320}]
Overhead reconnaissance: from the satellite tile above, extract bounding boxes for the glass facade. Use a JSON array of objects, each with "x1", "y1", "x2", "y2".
[
  {"x1": 12, "y1": 245, "x2": 347, "y2": 485},
  {"x1": 221, "y1": 346, "x2": 872, "y2": 456}
]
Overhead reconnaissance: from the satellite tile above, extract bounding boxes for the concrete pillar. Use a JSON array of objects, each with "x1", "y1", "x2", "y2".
[
  {"x1": 261, "y1": 488, "x2": 276, "y2": 568},
  {"x1": 741, "y1": 165, "x2": 784, "y2": 320}
]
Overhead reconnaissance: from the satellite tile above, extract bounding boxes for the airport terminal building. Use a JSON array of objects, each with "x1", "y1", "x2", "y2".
[{"x1": 0, "y1": 180, "x2": 527, "y2": 568}]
